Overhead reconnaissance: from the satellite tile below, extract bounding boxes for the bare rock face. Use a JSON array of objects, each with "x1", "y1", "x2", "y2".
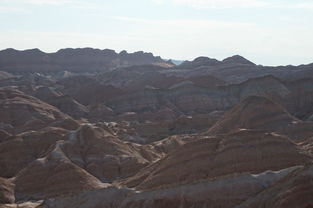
[
  {"x1": 0, "y1": 88, "x2": 74, "y2": 133},
  {"x1": 14, "y1": 142, "x2": 106, "y2": 201},
  {"x1": 58, "y1": 75, "x2": 126, "y2": 105},
  {"x1": 61, "y1": 125, "x2": 158, "y2": 182},
  {"x1": 40, "y1": 166, "x2": 307, "y2": 208},
  {"x1": 120, "y1": 166, "x2": 300, "y2": 208},
  {"x1": 207, "y1": 95, "x2": 313, "y2": 141},
  {"x1": 106, "y1": 84, "x2": 214, "y2": 114},
  {"x1": 231, "y1": 75, "x2": 290, "y2": 100},
  {"x1": 0, "y1": 177, "x2": 15, "y2": 204},
  {"x1": 33, "y1": 87, "x2": 89, "y2": 119},
  {"x1": 0, "y1": 127, "x2": 68, "y2": 178},
  {"x1": 123, "y1": 130, "x2": 311, "y2": 190},
  {"x1": 50, "y1": 96, "x2": 89, "y2": 119},
  {"x1": 207, "y1": 96, "x2": 298, "y2": 135},
  {"x1": 237, "y1": 163, "x2": 313, "y2": 208},
  {"x1": 0, "y1": 73, "x2": 54, "y2": 91},
  {"x1": 146, "y1": 135, "x2": 193, "y2": 156},
  {"x1": 105, "y1": 75, "x2": 290, "y2": 116},
  {"x1": 97, "y1": 65, "x2": 225, "y2": 92},
  {"x1": 105, "y1": 111, "x2": 222, "y2": 144}
]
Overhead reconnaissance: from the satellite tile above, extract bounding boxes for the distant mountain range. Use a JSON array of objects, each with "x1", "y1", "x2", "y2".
[{"x1": 0, "y1": 48, "x2": 172, "y2": 73}]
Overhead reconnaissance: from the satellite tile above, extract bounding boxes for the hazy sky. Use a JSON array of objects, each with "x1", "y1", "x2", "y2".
[{"x1": 1, "y1": 0, "x2": 313, "y2": 66}]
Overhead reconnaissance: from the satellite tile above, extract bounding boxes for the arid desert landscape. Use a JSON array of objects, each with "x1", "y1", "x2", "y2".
[{"x1": 0, "y1": 48, "x2": 313, "y2": 207}]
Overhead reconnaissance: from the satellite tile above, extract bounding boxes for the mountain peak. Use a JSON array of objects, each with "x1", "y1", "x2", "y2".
[
  {"x1": 222, "y1": 55, "x2": 255, "y2": 65},
  {"x1": 180, "y1": 56, "x2": 220, "y2": 68},
  {"x1": 193, "y1": 56, "x2": 220, "y2": 64}
]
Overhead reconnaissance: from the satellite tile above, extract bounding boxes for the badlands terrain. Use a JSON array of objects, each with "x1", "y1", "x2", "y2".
[{"x1": 0, "y1": 48, "x2": 313, "y2": 208}]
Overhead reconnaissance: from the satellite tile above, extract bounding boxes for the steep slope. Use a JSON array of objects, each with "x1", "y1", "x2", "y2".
[
  {"x1": 207, "y1": 96, "x2": 297, "y2": 134},
  {"x1": 41, "y1": 166, "x2": 302, "y2": 208},
  {"x1": 61, "y1": 125, "x2": 159, "y2": 182},
  {"x1": 222, "y1": 55, "x2": 256, "y2": 65},
  {"x1": 123, "y1": 130, "x2": 310, "y2": 190},
  {"x1": 105, "y1": 75, "x2": 289, "y2": 116},
  {"x1": 57, "y1": 75, "x2": 126, "y2": 105},
  {"x1": 0, "y1": 88, "x2": 78, "y2": 133},
  {"x1": 0, "y1": 127, "x2": 68, "y2": 178},
  {"x1": 283, "y1": 78, "x2": 313, "y2": 119},
  {"x1": 207, "y1": 96, "x2": 313, "y2": 141},
  {"x1": 237, "y1": 163, "x2": 313, "y2": 208},
  {"x1": 120, "y1": 166, "x2": 301, "y2": 208},
  {"x1": 103, "y1": 67, "x2": 225, "y2": 92},
  {"x1": 226, "y1": 75, "x2": 290, "y2": 100},
  {"x1": 33, "y1": 87, "x2": 89, "y2": 119},
  {"x1": 14, "y1": 142, "x2": 106, "y2": 201}
]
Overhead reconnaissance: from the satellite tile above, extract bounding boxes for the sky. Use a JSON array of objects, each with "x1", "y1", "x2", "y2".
[{"x1": 0, "y1": 0, "x2": 313, "y2": 66}]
